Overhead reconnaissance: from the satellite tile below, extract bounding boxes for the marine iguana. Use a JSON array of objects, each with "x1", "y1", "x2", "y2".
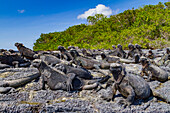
[
  {"x1": 67, "y1": 46, "x2": 76, "y2": 50},
  {"x1": 140, "y1": 58, "x2": 168, "y2": 82},
  {"x1": 112, "y1": 45, "x2": 116, "y2": 50},
  {"x1": 156, "y1": 48, "x2": 170, "y2": 66},
  {"x1": 32, "y1": 59, "x2": 75, "y2": 91},
  {"x1": 40, "y1": 54, "x2": 62, "y2": 66},
  {"x1": 108, "y1": 63, "x2": 151, "y2": 106},
  {"x1": 54, "y1": 63, "x2": 111, "y2": 90},
  {"x1": 70, "y1": 49, "x2": 110, "y2": 69},
  {"x1": 116, "y1": 44, "x2": 127, "y2": 58},
  {"x1": 135, "y1": 44, "x2": 143, "y2": 56},
  {"x1": 146, "y1": 49, "x2": 155, "y2": 59},
  {"x1": 0, "y1": 52, "x2": 30, "y2": 67},
  {"x1": 54, "y1": 63, "x2": 93, "y2": 79},
  {"x1": 50, "y1": 51, "x2": 61, "y2": 59},
  {"x1": 101, "y1": 53, "x2": 120, "y2": 63},
  {"x1": 126, "y1": 43, "x2": 140, "y2": 63},
  {"x1": 0, "y1": 49, "x2": 7, "y2": 52},
  {"x1": 32, "y1": 59, "x2": 109, "y2": 91},
  {"x1": 81, "y1": 49, "x2": 95, "y2": 58},
  {"x1": 108, "y1": 44, "x2": 126, "y2": 58},
  {"x1": 0, "y1": 73, "x2": 40, "y2": 93},
  {"x1": 15, "y1": 42, "x2": 38, "y2": 60},
  {"x1": 58, "y1": 46, "x2": 73, "y2": 61}
]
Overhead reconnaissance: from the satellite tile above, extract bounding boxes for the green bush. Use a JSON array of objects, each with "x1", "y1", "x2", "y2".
[{"x1": 33, "y1": 2, "x2": 170, "y2": 51}]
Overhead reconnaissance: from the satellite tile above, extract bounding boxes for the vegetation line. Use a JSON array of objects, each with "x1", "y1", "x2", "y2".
[{"x1": 33, "y1": 2, "x2": 170, "y2": 51}]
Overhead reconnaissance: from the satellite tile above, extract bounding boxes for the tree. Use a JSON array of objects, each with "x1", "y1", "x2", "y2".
[
  {"x1": 164, "y1": 2, "x2": 170, "y2": 9},
  {"x1": 87, "y1": 14, "x2": 107, "y2": 25},
  {"x1": 87, "y1": 16, "x2": 97, "y2": 25}
]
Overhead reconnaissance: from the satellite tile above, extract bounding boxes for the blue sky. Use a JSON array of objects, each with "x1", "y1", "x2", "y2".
[{"x1": 0, "y1": 0, "x2": 166, "y2": 50}]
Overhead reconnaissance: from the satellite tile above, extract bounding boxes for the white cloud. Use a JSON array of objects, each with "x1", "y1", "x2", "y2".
[
  {"x1": 77, "y1": 4, "x2": 112, "y2": 19},
  {"x1": 17, "y1": 10, "x2": 25, "y2": 13},
  {"x1": 113, "y1": 9, "x2": 120, "y2": 15}
]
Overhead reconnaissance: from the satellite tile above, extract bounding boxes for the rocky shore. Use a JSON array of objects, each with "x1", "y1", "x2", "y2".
[
  {"x1": 0, "y1": 44, "x2": 169, "y2": 112},
  {"x1": 0, "y1": 65, "x2": 169, "y2": 112}
]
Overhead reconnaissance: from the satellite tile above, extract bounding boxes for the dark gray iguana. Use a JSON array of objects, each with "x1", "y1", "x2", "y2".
[
  {"x1": 54, "y1": 63, "x2": 93, "y2": 79},
  {"x1": 108, "y1": 63, "x2": 151, "y2": 106},
  {"x1": 40, "y1": 54, "x2": 62, "y2": 66},
  {"x1": 32, "y1": 59, "x2": 75, "y2": 91},
  {"x1": 156, "y1": 48, "x2": 170, "y2": 66},
  {"x1": 101, "y1": 53, "x2": 120, "y2": 63},
  {"x1": 146, "y1": 49, "x2": 155, "y2": 59},
  {"x1": 70, "y1": 49, "x2": 110, "y2": 70},
  {"x1": 32, "y1": 59, "x2": 107, "y2": 91},
  {"x1": 140, "y1": 58, "x2": 169, "y2": 82},
  {"x1": 58, "y1": 46, "x2": 73, "y2": 61},
  {"x1": 15, "y1": 42, "x2": 38, "y2": 60},
  {"x1": 108, "y1": 44, "x2": 126, "y2": 59},
  {"x1": 81, "y1": 48, "x2": 96, "y2": 59},
  {"x1": 0, "y1": 52, "x2": 31, "y2": 68},
  {"x1": 126, "y1": 43, "x2": 140, "y2": 63},
  {"x1": 0, "y1": 73, "x2": 40, "y2": 93},
  {"x1": 54, "y1": 63, "x2": 110, "y2": 83}
]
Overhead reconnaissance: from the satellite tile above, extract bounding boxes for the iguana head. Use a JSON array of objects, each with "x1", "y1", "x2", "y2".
[
  {"x1": 15, "y1": 42, "x2": 23, "y2": 48},
  {"x1": 140, "y1": 58, "x2": 149, "y2": 67},
  {"x1": 70, "y1": 49, "x2": 80, "y2": 58},
  {"x1": 68, "y1": 46, "x2": 75, "y2": 50},
  {"x1": 148, "y1": 49, "x2": 153, "y2": 54},
  {"x1": 109, "y1": 63, "x2": 126, "y2": 81},
  {"x1": 81, "y1": 48, "x2": 87, "y2": 54},
  {"x1": 112, "y1": 45, "x2": 116, "y2": 50},
  {"x1": 58, "y1": 46, "x2": 66, "y2": 53},
  {"x1": 117, "y1": 44, "x2": 122, "y2": 50},
  {"x1": 32, "y1": 59, "x2": 42, "y2": 68},
  {"x1": 128, "y1": 43, "x2": 134, "y2": 50},
  {"x1": 55, "y1": 63, "x2": 67, "y2": 73},
  {"x1": 101, "y1": 53, "x2": 106, "y2": 59},
  {"x1": 135, "y1": 44, "x2": 141, "y2": 50},
  {"x1": 110, "y1": 63, "x2": 122, "y2": 75}
]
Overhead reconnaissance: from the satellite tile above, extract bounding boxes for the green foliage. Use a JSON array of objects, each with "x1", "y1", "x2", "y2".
[{"x1": 33, "y1": 2, "x2": 170, "y2": 51}]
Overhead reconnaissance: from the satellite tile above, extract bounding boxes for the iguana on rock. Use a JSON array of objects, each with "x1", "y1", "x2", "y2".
[
  {"x1": 32, "y1": 59, "x2": 107, "y2": 91},
  {"x1": 81, "y1": 49, "x2": 95, "y2": 58},
  {"x1": 146, "y1": 49, "x2": 155, "y2": 59},
  {"x1": 0, "y1": 73, "x2": 40, "y2": 93},
  {"x1": 135, "y1": 44, "x2": 143, "y2": 56},
  {"x1": 140, "y1": 58, "x2": 168, "y2": 82},
  {"x1": 112, "y1": 45, "x2": 116, "y2": 50},
  {"x1": 70, "y1": 49, "x2": 110, "y2": 69},
  {"x1": 101, "y1": 53, "x2": 120, "y2": 63},
  {"x1": 58, "y1": 46, "x2": 73, "y2": 61},
  {"x1": 126, "y1": 43, "x2": 140, "y2": 63},
  {"x1": 0, "y1": 53, "x2": 31, "y2": 68},
  {"x1": 108, "y1": 63, "x2": 151, "y2": 106},
  {"x1": 40, "y1": 54, "x2": 61, "y2": 66},
  {"x1": 108, "y1": 44, "x2": 126, "y2": 58},
  {"x1": 55, "y1": 63, "x2": 93, "y2": 79},
  {"x1": 32, "y1": 59, "x2": 75, "y2": 91},
  {"x1": 15, "y1": 42, "x2": 38, "y2": 60},
  {"x1": 156, "y1": 48, "x2": 170, "y2": 66}
]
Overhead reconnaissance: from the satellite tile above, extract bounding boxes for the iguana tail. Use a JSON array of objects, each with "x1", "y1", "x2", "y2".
[{"x1": 0, "y1": 73, "x2": 40, "y2": 88}]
